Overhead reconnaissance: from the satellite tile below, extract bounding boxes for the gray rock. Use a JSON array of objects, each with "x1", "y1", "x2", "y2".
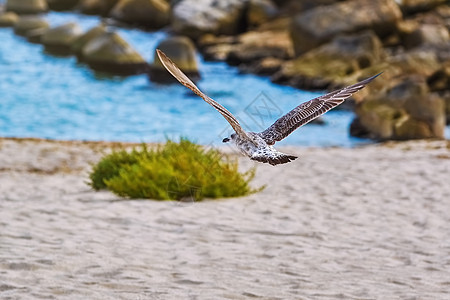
[
  {"x1": 290, "y1": 0, "x2": 402, "y2": 56},
  {"x1": 172, "y1": 0, "x2": 248, "y2": 39}
]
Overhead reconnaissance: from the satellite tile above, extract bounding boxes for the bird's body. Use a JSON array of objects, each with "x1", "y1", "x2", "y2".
[{"x1": 156, "y1": 49, "x2": 380, "y2": 166}]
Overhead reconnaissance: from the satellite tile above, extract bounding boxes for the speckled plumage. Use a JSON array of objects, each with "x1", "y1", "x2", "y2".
[{"x1": 157, "y1": 49, "x2": 380, "y2": 166}]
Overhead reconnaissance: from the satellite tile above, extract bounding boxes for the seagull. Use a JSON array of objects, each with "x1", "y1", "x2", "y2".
[{"x1": 156, "y1": 49, "x2": 380, "y2": 166}]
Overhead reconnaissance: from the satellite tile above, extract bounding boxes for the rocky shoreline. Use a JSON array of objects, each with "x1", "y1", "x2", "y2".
[{"x1": 0, "y1": 0, "x2": 449, "y2": 141}]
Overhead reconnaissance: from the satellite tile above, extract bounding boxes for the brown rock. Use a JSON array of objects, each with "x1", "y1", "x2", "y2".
[
  {"x1": 353, "y1": 76, "x2": 445, "y2": 140},
  {"x1": 427, "y1": 62, "x2": 450, "y2": 92},
  {"x1": 78, "y1": 0, "x2": 119, "y2": 16},
  {"x1": 247, "y1": 0, "x2": 278, "y2": 28},
  {"x1": 273, "y1": 31, "x2": 384, "y2": 90},
  {"x1": 46, "y1": 0, "x2": 79, "y2": 11},
  {"x1": 6, "y1": 0, "x2": 47, "y2": 14},
  {"x1": 13, "y1": 15, "x2": 49, "y2": 36},
  {"x1": 403, "y1": 23, "x2": 449, "y2": 49},
  {"x1": 395, "y1": 0, "x2": 447, "y2": 14},
  {"x1": 41, "y1": 22, "x2": 83, "y2": 55},
  {"x1": 71, "y1": 24, "x2": 107, "y2": 56},
  {"x1": 149, "y1": 36, "x2": 200, "y2": 83},
  {"x1": 81, "y1": 31, "x2": 148, "y2": 75},
  {"x1": 109, "y1": 0, "x2": 169, "y2": 28},
  {"x1": 290, "y1": 0, "x2": 402, "y2": 56},
  {"x1": 0, "y1": 12, "x2": 18, "y2": 27}
]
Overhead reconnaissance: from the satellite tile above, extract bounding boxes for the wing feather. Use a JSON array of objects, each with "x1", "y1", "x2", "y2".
[
  {"x1": 259, "y1": 73, "x2": 381, "y2": 144},
  {"x1": 156, "y1": 49, "x2": 247, "y2": 138}
]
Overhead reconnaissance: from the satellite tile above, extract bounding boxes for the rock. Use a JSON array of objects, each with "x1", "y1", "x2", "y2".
[
  {"x1": 26, "y1": 26, "x2": 47, "y2": 43},
  {"x1": 290, "y1": 0, "x2": 402, "y2": 56},
  {"x1": 198, "y1": 16, "x2": 294, "y2": 74},
  {"x1": 0, "y1": 12, "x2": 19, "y2": 27},
  {"x1": 6, "y1": 0, "x2": 47, "y2": 14},
  {"x1": 109, "y1": 0, "x2": 169, "y2": 28},
  {"x1": 353, "y1": 75, "x2": 445, "y2": 140},
  {"x1": 172, "y1": 0, "x2": 248, "y2": 39},
  {"x1": 149, "y1": 36, "x2": 200, "y2": 83},
  {"x1": 243, "y1": 56, "x2": 284, "y2": 75},
  {"x1": 247, "y1": 0, "x2": 278, "y2": 28},
  {"x1": 198, "y1": 34, "x2": 237, "y2": 61},
  {"x1": 403, "y1": 23, "x2": 450, "y2": 49},
  {"x1": 81, "y1": 31, "x2": 148, "y2": 75},
  {"x1": 71, "y1": 24, "x2": 107, "y2": 56},
  {"x1": 13, "y1": 15, "x2": 49, "y2": 36},
  {"x1": 395, "y1": 0, "x2": 447, "y2": 14},
  {"x1": 226, "y1": 29, "x2": 294, "y2": 66},
  {"x1": 78, "y1": 0, "x2": 119, "y2": 16},
  {"x1": 427, "y1": 62, "x2": 450, "y2": 92},
  {"x1": 443, "y1": 92, "x2": 450, "y2": 124},
  {"x1": 273, "y1": 31, "x2": 384, "y2": 90},
  {"x1": 41, "y1": 22, "x2": 83, "y2": 55},
  {"x1": 46, "y1": 0, "x2": 80, "y2": 11}
]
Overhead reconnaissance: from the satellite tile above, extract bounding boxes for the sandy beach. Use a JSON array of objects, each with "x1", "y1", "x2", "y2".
[{"x1": 0, "y1": 137, "x2": 449, "y2": 299}]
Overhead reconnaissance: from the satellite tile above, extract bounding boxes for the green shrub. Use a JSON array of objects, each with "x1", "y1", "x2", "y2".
[{"x1": 88, "y1": 139, "x2": 263, "y2": 201}]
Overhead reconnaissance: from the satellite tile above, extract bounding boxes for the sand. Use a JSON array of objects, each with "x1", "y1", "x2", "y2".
[{"x1": 0, "y1": 137, "x2": 449, "y2": 299}]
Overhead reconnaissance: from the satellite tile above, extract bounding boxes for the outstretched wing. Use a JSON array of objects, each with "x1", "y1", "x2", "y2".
[
  {"x1": 156, "y1": 49, "x2": 248, "y2": 138},
  {"x1": 259, "y1": 73, "x2": 381, "y2": 145}
]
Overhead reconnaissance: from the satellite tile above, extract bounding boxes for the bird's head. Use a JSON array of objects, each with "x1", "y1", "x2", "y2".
[{"x1": 222, "y1": 133, "x2": 236, "y2": 143}]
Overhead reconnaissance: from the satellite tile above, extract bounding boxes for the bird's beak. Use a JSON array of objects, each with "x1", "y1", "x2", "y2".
[{"x1": 222, "y1": 137, "x2": 230, "y2": 143}]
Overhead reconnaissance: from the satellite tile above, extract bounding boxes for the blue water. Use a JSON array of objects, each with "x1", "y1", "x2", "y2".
[{"x1": 0, "y1": 11, "x2": 378, "y2": 147}]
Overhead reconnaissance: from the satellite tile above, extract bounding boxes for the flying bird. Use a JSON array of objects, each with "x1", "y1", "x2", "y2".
[{"x1": 156, "y1": 49, "x2": 380, "y2": 166}]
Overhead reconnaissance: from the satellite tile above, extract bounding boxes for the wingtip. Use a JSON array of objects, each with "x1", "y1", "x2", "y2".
[{"x1": 367, "y1": 72, "x2": 383, "y2": 81}]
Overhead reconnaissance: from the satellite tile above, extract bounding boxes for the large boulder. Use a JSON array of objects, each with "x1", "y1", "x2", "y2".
[
  {"x1": 273, "y1": 31, "x2": 384, "y2": 90},
  {"x1": 81, "y1": 31, "x2": 148, "y2": 75},
  {"x1": 41, "y1": 22, "x2": 83, "y2": 55},
  {"x1": 13, "y1": 15, "x2": 49, "y2": 36},
  {"x1": 78, "y1": 0, "x2": 119, "y2": 16},
  {"x1": 172, "y1": 0, "x2": 248, "y2": 39},
  {"x1": 46, "y1": 0, "x2": 80, "y2": 11},
  {"x1": 352, "y1": 75, "x2": 445, "y2": 140},
  {"x1": 290, "y1": 0, "x2": 402, "y2": 56},
  {"x1": 6, "y1": 0, "x2": 47, "y2": 14},
  {"x1": 109, "y1": 0, "x2": 169, "y2": 28},
  {"x1": 0, "y1": 12, "x2": 19, "y2": 27},
  {"x1": 71, "y1": 24, "x2": 107, "y2": 56},
  {"x1": 149, "y1": 36, "x2": 200, "y2": 83}
]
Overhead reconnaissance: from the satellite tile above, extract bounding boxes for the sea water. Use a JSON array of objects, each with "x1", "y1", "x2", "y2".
[{"x1": 1, "y1": 11, "x2": 429, "y2": 147}]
